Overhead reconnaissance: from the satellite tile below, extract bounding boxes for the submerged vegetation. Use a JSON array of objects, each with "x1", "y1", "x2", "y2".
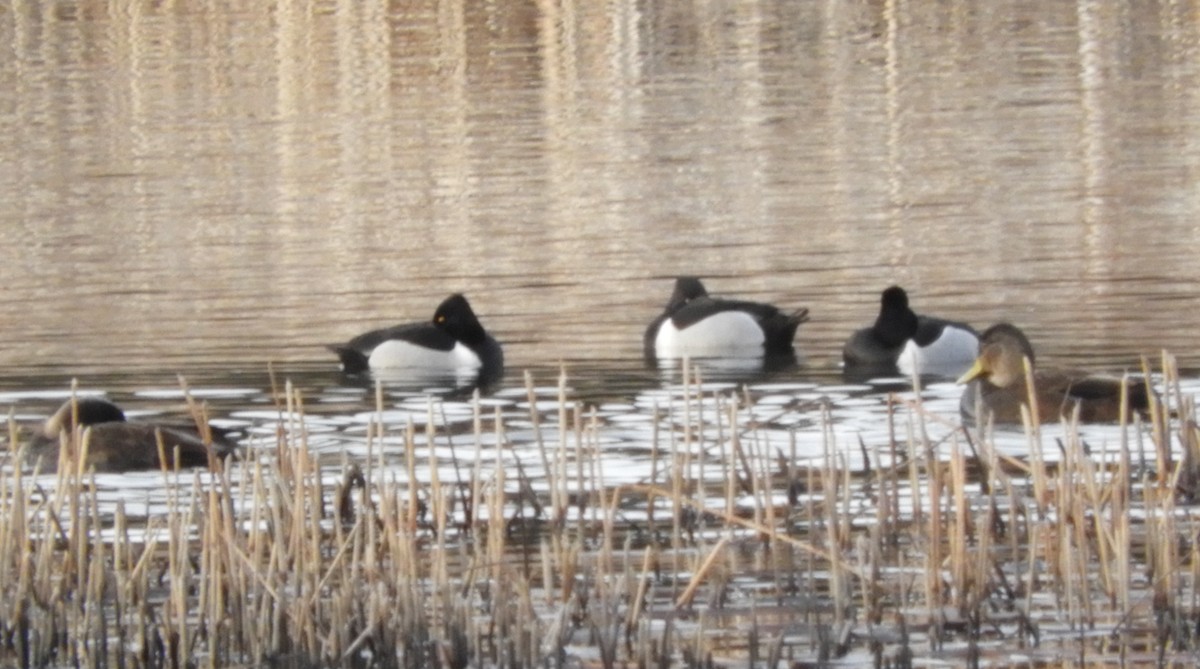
[{"x1": 0, "y1": 358, "x2": 1199, "y2": 668}]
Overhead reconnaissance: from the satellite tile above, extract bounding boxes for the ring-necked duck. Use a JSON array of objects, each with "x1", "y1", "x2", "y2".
[
  {"x1": 644, "y1": 277, "x2": 809, "y2": 362},
  {"x1": 843, "y1": 286, "x2": 978, "y2": 377},
  {"x1": 330, "y1": 293, "x2": 504, "y2": 386},
  {"x1": 18, "y1": 398, "x2": 238, "y2": 472},
  {"x1": 957, "y1": 322, "x2": 1150, "y2": 424}
]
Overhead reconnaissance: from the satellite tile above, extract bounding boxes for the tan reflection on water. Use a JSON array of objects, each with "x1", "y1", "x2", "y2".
[{"x1": 0, "y1": 0, "x2": 1198, "y2": 376}]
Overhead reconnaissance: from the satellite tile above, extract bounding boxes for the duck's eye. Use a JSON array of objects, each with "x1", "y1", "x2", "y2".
[{"x1": 436, "y1": 315, "x2": 446, "y2": 324}]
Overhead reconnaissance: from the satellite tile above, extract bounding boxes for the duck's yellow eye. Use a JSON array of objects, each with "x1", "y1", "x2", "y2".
[{"x1": 436, "y1": 315, "x2": 445, "y2": 324}]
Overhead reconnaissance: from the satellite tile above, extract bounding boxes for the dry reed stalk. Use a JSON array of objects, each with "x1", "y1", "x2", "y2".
[
  {"x1": 637, "y1": 484, "x2": 841, "y2": 567},
  {"x1": 948, "y1": 438, "x2": 968, "y2": 612},
  {"x1": 667, "y1": 369, "x2": 687, "y2": 589},
  {"x1": 1073, "y1": 432, "x2": 1117, "y2": 601},
  {"x1": 647, "y1": 402, "x2": 662, "y2": 535},
  {"x1": 1190, "y1": 534, "x2": 1200, "y2": 637},
  {"x1": 626, "y1": 544, "x2": 655, "y2": 638},
  {"x1": 804, "y1": 463, "x2": 816, "y2": 615},
  {"x1": 757, "y1": 430, "x2": 777, "y2": 546},
  {"x1": 698, "y1": 386, "x2": 719, "y2": 527},
  {"x1": 539, "y1": 539, "x2": 556, "y2": 607},
  {"x1": 837, "y1": 432, "x2": 854, "y2": 554},
  {"x1": 6, "y1": 356, "x2": 1200, "y2": 667},
  {"x1": 487, "y1": 417, "x2": 507, "y2": 588},
  {"x1": 566, "y1": 366, "x2": 585, "y2": 529},
  {"x1": 785, "y1": 425, "x2": 799, "y2": 507},
  {"x1": 859, "y1": 527, "x2": 882, "y2": 626},
  {"x1": 524, "y1": 371, "x2": 553, "y2": 506},
  {"x1": 728, "y1": 399, "x2": 757, "y2": 499},
  {"x1": 971, "y1": 493, "x2": 993, "y2": 619},
  {"x1": 1147, "y1": 356, "x2": 1172, "y2": 489},
  {"x1": 468, "y1": 403, "x2": 494, "y2": 539},
  {"x1": 876, "y1": 418, "x2": 895, "y2": 549},
  {"x1": 426, "y1": 398, "x2": 445, "y2": 542},
  {"x1": 1051, "y1": 424, "x2": 1079, "y2": 627},
  {"x1": 1022, "y1": 356, "x2": 1042, "y2": 435},
  {"x1": 905, "y1": 403, "x2": 925, "y2": 532},
  {"x1": 682, "y1": 365, "x2": 701, "y2": 531},
  {"x1": 1115, "y1": 437, "x2": 1132, "y2": 616},
  {"x1": 589, "y1": 493, "x2": 625, "y2": 669},
  {"x1": 572, "y1": 402, "x2": 586, "y2": 529},
  {"x1": 1026, "y1": 411, "x2": 1049, "y2": 517},
  {"x1": 1148, "y1": 480, "x2": 1180, "y2": 614},
  {"x1": 1168, "y1": 352, "x2": 1200, "y2": 502},
  {"x1": 818, "y1": 405, "x2": 847, "y2": 628},
  {"x1": 925, "y1": 426, "x2": 945, "y2": 650},
  {"x1": 584, "y1": 408, "x2": 602, "y2": 532},
  {"x1": 1065, "y1": 443, "x2": 1093, "y2": 628},
  {"x1": 722, "y1": 408, "x2": 737, "y2": 530},
  {"x1": 595, "y1": 481, "x2": 618, "y2": 581},
  {"x1": 907, "y1": 371, "x2": 932, "y2": 458},
  {"x1": 675, "y1": 535, "x2": 730, "y2": 610},
  {"x1": 534, "y1": 371, "x2": 561, "y2": 529},
  {"x1": 739, "y1": 397, "x2": 765, "y2": 542}
]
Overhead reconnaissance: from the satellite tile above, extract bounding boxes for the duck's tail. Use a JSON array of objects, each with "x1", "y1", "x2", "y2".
[
  {"x1": 328, "y1": 345, "x2": 370, "y2": 374},
  {"x1": 788, "y1": 307, "x2": 811, "y2": 328},
  {"x1": 764, "y1": 307, "x2": 810, "y2": 355}
]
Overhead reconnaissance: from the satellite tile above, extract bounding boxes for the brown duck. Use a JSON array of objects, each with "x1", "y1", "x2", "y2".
[
  {"x1": 17, "y1": 398, "x2": 238, "y2": 472},
  {"x1": 957, "y1": 323, "x2": 1151, "y2": 424}
]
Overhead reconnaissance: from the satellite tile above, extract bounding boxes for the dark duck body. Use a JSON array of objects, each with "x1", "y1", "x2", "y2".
[
  {"x1": 19, "y1": 398, "x2": 238, "y2": 472},
  {"x1": 644, "y1": 277, "x2": 808, "y2": 362},
  {"x1": 330, "y1": 293, "x2": 504, "y2": 387},
  {"x1": 843, "y1": 286, "x2": 978, "y2": 377}
]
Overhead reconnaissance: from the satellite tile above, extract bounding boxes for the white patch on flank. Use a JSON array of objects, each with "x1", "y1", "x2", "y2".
[
  {"x1": 654, "y1": 312, "x2": 765, "y2": 358},
  {"x1": 897, "y1": 327, "x2": 979, "y2": 378},
  {"x1": 367, "y1": 340, "x2": 481, "y2": 372}
]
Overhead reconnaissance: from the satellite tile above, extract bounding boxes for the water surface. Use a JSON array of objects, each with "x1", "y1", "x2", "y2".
[{"x1": 1, "y1": 0, "x2": 1197, "y2": 385}]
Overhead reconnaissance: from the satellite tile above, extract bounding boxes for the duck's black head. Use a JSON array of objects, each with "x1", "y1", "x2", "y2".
[
  {"x1": 665, "y1": 277, "x2": 709, "y2": 312},
  {"x1": 43, "y1": 398, "x2": 127, "y2": 437},
  {"x1": 432, "y1": 293, "x2": 488, "y2": 345},
  {"x1": 881, "y1": 286, "x2": 908, "y2": 310},
  {"x1": 874, "y1": 285, "x2": 919, "y2": 347}
]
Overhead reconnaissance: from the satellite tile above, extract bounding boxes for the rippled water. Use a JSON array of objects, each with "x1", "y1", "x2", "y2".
[{"x1": 1, "y1": 0, "x2": 1198, "y2": 385}]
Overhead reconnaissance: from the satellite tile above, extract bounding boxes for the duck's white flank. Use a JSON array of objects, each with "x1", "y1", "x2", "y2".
[
  {"x1": 897, "y1": 326, "x2": 979, "y2": 377},
  {"x1": 367, "y1": 340, "x2": 482, "y2": 371},
  {"x1": 654, "y1": 311, "x2": 765, "y2": 358}
]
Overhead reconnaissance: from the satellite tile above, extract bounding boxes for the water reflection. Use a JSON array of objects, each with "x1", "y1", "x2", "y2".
[
  {"x1": 648, "y1": 352, "x2": 800, "y2": 385},
  {"x1": 1, "y1": 1, "x2": 1198, "y2": 379}
]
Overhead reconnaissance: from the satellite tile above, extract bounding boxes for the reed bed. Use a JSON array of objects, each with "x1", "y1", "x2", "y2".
[{"x1": 0, "y1": 358, "x2": 1199, "y2": 668}]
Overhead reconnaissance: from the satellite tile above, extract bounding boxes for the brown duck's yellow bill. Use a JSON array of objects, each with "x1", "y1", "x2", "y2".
[{"x1": 956, "y1": 358, "x2": 986, "y2": 385}]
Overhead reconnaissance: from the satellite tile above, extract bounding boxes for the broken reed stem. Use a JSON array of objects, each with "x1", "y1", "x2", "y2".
[{"x1": 675, "y1": 536, "x2": 730, "y2": 609}]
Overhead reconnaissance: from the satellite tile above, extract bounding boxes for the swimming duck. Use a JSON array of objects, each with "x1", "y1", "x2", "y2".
[
  {"x1": 330, "y1": 293, "x2": 504, "y2": 386},
  {"x1": 843, "y1": 286, "x2": 978, "y2": 377},
  {"x1": 18, "y1": 397, "x2": 238, "y2": 472},
  {"x1": 644, "y1": 277, "x2": 809, "y2": 361},
  {"x1": 957, "y1": 322, "x2": 1150, "y2": 424}
]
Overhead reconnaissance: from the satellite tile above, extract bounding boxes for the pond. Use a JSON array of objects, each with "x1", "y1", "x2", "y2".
[{"x1": 1, "y1": 0, "x2": 1200, "y2": 667}]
